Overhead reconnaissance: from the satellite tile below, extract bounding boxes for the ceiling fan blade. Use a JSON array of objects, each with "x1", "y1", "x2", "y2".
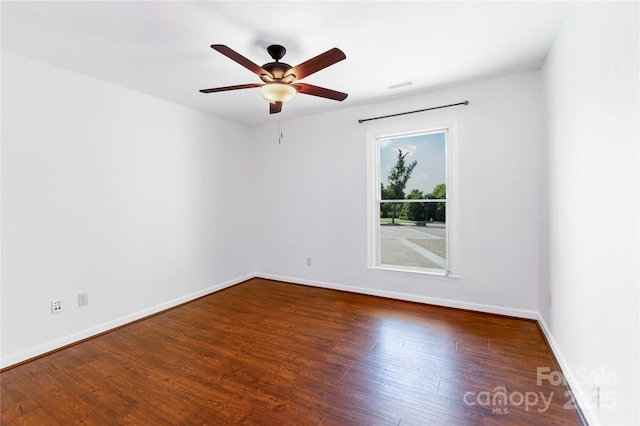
[
  {"x1": 199, "y1": 83, "x2": 263, "y2": 93},
  {"x1": 295, "y1": 83, "x2": 348, "y2": 101},
  {"x1": 270, "y1": 102, "x2": 283, "y2": 114},
  {"x1": 287, "y1": 48, "x2": 346, "y2": 80},
  {"x1": 211, "y1": 44, "x2": 272, "y2": 78}
]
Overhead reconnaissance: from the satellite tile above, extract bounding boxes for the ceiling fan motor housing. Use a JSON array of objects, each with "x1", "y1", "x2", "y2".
[{"x1": 261, "y1": 62, "x2": 293, "y2": 81}]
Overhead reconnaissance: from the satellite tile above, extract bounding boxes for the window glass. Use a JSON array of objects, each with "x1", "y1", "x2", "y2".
[{"x1": 376, "y1": 130, "x2": 448, "y2": 274}]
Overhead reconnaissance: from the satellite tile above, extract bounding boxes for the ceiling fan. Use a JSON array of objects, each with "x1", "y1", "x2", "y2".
[{"x1": 200, "y1": 44, "x2": 348, "y2": 114}]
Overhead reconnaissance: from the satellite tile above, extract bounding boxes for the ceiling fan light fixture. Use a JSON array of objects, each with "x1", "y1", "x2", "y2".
[{"x1": 259, "y1": 83, "x2": 297, "y2": 104}]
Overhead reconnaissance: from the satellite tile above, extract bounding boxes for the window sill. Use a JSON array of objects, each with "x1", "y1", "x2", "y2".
[{"x1": 367, "y1": 265, "x2": 461, "y2": 281}]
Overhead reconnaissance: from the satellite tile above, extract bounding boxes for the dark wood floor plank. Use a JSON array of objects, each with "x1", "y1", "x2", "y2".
[
  {"x1": 0, "y1": 366, "x2": 44, "y2": 423},
  {"x1": 1, "y1": 278, "x2": 585, "y2": 425}
]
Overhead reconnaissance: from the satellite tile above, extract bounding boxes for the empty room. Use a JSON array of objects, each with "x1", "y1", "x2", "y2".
[{"x1": 1, "y1": 1, "x2": 638, "y2": 425}]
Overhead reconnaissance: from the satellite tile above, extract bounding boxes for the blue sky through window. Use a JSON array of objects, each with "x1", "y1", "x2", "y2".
[{"x1": 379, "y1": 131, "x2": 446, "y2": 196}]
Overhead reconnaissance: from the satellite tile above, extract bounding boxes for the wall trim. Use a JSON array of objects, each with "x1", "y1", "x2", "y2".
[
  {"x1": 536, "y1": 314, "x2": 599, "y2": 425},
  {"x1": 257, "y1": 273, "x2": 539, "y2": 320},
  {"x1": 0, "y1": 274, "x2": 254, "y2": 369}
]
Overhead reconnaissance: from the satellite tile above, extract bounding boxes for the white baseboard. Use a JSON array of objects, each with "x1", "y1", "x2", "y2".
[
  {"x1": 0, "y1": 274, "x2": 253, "y2": 369},
  {"x1": 257, "y1": 273, "x2": 539, "y2": 319},
  {"x1": 536, "y1": 314, "x2": 600, "y2": 425}
]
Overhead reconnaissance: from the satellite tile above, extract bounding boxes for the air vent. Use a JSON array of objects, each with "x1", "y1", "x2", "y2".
[{"x1": 388, "y1": 81, "x2": 413, "y2": 90}]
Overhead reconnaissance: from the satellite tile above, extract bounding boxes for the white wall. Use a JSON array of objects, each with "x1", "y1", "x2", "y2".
[
  {"x1": 1, "y1": 52, "x2": 257, "y2": 367},
  {"x1": 541, "y1": 2, "x2": 639, "y2": 425},
  {"x1": 252, "y1": 71, "x2": 543, "y2": 317}
]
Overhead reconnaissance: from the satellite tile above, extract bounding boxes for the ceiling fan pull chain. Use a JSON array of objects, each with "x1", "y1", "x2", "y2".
[{"x1": 279, "y1": 118, "x2": 283, "y2": 144}]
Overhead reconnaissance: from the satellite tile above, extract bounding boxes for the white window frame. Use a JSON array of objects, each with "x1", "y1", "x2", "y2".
[{"x1": 366, "y1": 119, "x2": 457, "y2": 277}]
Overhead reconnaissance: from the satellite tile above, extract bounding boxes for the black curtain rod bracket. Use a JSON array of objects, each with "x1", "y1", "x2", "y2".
[{"x1": 358, "y1": 100, "x2": 469, "y2": 123}]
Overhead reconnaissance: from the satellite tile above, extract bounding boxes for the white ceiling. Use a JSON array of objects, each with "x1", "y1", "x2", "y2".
[{"x1": 1, "y1": 1, "x2": 571, "y2": 126}]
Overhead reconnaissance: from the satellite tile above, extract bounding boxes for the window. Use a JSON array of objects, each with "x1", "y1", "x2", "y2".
[{"x1": 368, "y1": 127, "x2": 452, "y2": 275}]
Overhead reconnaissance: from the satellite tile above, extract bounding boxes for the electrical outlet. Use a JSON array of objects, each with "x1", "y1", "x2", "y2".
[
  {"x1": 307, "y1": 257, "x2": 312, "y2": 266},
  {"x1": 78, "y1": 293, "x2": 89, "y2": 307},
  {"x1": 51, "y1": 300, "x2": 63, "y2": 314}
]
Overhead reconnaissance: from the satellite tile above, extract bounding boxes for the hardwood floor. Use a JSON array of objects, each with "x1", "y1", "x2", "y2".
[{"x1": 1, "y1": 278, "x2": 585, "y2": 425}]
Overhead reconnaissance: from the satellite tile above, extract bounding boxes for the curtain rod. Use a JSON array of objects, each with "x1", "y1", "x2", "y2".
[{"x1": 357, "y1": 100, "x2": 469, "y2": 123}]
